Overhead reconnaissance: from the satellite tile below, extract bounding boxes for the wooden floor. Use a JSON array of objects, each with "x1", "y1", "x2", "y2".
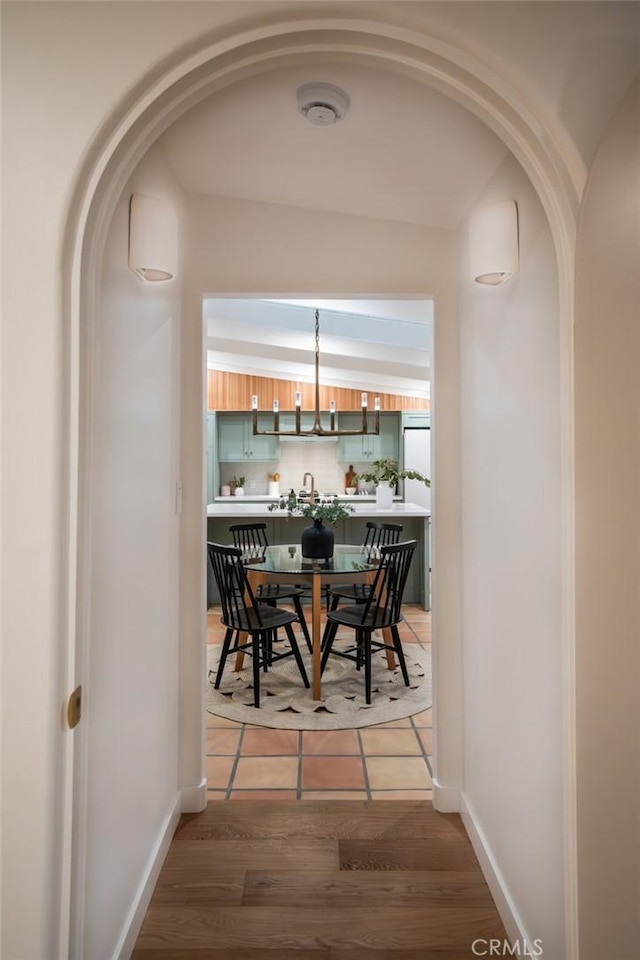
[{"x1": 132, "y1": 800, "x2": 508, "y2": 958}]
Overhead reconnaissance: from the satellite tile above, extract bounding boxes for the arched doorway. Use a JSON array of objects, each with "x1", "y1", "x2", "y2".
[{"x1": 61, "y1": 13, "x2": 578, "y2": 957}]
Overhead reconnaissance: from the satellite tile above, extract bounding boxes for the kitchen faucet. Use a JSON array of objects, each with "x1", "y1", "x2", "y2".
[{"x1": 302, "y1": 473, "x2": 317, "y2": 503}]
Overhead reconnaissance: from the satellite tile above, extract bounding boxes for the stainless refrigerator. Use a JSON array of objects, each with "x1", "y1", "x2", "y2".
[{"x1": 403, "y1": 427, "x2": 431, "y2": 510}]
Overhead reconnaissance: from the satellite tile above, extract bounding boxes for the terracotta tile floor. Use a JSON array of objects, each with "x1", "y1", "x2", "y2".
[{"x1": 206, "y1": 603, "x2": 433, "y2": 801}]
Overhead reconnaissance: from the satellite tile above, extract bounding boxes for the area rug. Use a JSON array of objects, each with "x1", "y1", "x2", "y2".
[{"x1": 206, "y1": 640, "x2": 432, "y2": 730}]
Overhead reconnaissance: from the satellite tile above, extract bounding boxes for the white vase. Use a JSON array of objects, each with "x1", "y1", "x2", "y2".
[
  {"x1": 234, "y1": 487, "x2": 244, "y2": 497},
  {"x1": 375, "y1": 480, "x2": 394, "y2": 508}
]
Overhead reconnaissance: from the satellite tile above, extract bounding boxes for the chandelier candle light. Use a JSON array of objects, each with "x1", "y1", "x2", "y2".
[{"x1": 251, "y1": 309, "x2": 381, "y2": 437}]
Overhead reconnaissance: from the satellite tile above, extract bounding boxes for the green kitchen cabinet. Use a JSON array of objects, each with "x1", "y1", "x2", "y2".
[
  {"x1": 206, "y1": 412, "x2": 217, "y2": 502},
  {"x1": 217, "y1": 413, "x2": 280, "y2": 462},
  {"x1": 337, "y1": 412, "x2": 400, "y2": 463}
]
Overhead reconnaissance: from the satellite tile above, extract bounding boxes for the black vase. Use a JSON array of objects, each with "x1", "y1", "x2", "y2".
[{"x1": 301, "y1": 519, "x2": 335, "y2": 559}]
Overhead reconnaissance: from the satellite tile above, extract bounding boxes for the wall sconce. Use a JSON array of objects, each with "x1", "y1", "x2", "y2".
[
  {"x1": 128, "y1": 194, "x2": 177, "y2": 281},
  {"x1": 468, "y1": 199, "x2": 519, "y2": 285}
]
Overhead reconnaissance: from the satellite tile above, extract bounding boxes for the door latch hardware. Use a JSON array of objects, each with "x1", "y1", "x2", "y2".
[{"x1": 67, "y1": 685, "x2": 82, "y2": 729}]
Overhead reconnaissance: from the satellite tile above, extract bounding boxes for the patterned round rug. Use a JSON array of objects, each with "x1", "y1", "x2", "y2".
[{"x1": 206, "y1": 640, "x2": 432, "y2": 730}]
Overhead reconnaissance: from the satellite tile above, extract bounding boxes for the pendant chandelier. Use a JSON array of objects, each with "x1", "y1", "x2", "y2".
[{"x1": 251, "y1": 309, "x2": 381, "y2": 437}]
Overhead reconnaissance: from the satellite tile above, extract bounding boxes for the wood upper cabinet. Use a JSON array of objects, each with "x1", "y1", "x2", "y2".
[
  {"x1": 337, "y1": 413, "x2": 400, "y2": 463},
  {"x1": 217, "y1": 413, "x2": 279, "y2": 462}
]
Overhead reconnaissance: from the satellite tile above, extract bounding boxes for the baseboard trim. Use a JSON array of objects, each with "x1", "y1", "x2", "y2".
[
  {"x1": 432, "y1": 780, "x2": 460, "y2": 812},
  {"x1": 113, "y1": 793, "x2": 181, "y2": 960},
  {"x1": 180, "y1": 777, "x2": 207, "y2": 813},
  {"x1": 460, "y1": 791, "x2": 537, "y2": 955}
]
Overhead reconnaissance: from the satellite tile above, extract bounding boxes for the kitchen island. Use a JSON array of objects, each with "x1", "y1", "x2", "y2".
[{"x1": 206, "y1": 501, "x2": 430, "y2": 608}]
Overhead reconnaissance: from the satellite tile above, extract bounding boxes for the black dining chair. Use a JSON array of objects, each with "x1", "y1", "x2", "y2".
[
  {"x1": 229, "y1": 522, "x2": 312, "y2": 654},
  {"x1": 320, "y1": 539, "x2": 417, "y2": 704},
  {"x1": 207, "y1": 542, "x2": 310, "y2": 708},
  {"x1": 326, "y1": 522, "x2": 403, "y2": 611}
]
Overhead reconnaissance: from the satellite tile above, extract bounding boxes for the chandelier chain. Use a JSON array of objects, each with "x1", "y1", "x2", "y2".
[{"x1": 251, "y1": 307, "x2": 380, "y2": 437}]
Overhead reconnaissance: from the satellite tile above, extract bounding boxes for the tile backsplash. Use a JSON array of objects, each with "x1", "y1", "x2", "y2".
[{"x1": 219, "y1": 442, "x2": 373, "y2": 496}]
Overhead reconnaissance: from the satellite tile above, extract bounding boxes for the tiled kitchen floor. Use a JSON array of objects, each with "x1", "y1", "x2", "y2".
[{"x1": 206, "y1": 603, "x2": 433, "y2": 801}]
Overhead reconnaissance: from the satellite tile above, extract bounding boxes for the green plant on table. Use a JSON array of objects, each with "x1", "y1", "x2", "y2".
[
  {"x1": 268, "y1": 499, "x2": 354, "y2": 524},
  {"x1": 231, "y1": 475, "x2": 246, "y2": 490},
  {"x1": 354, "y1": 458, "x2": 430, "y2": 489}
]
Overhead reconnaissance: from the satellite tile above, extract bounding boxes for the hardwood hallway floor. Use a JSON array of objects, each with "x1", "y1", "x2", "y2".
[{"x1": 132, "y1": 800, "x2": 509, "y2": 958}]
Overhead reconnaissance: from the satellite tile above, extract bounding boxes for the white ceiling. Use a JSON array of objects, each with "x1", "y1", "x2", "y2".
[
  {"x1": 204, "y1": 298, "x2": 432, "y2": 399},
  {"x1": 161, "y1": 62, "x2": 507, "y2": 229},
  {"x1": 160, "y1": 61, "x2": 509, "y2": 395}
]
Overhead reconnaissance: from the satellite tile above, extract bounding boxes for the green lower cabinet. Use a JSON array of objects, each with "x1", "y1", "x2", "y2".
[
  {"x1": 269, "y1": 516, "x2": 348, "y2": 546},
  {"x1": 343, "y1": 516, "x2": 425, "y2": 607}
]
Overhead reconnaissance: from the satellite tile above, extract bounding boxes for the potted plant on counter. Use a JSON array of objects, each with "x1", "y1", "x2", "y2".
[
  {"x1": 269, "y1": 499, "x2": 354, "y2": 559},
  {"x1": 230, "y1": 475, "x2": 246, "y2": 497},
  {"x1": 355, "y1": 458, "x2": 430, "y2": 509}
]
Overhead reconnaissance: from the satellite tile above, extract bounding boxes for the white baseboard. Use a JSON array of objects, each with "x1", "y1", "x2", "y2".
[
  {"x1": 113, "y1": 793, "x2": 181, "y2": 960},
  {"x1": 180, "y1": 777, "x2": 207, "y2": 813},
  {"x1": 432, "y1": 779, "x2": 460, "y2": 812},
  {"x1": 460, "y1": 791, "x2": 537, "y2": 955}
]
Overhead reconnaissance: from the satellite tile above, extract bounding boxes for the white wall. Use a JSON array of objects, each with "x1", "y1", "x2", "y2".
[
  {"x1": 78, "y1": 146, "x2": 184, "y2": 960},
  {"x1": 188, "y1": 192, "x2": 449, "y2": 295},
  {"x1": 458, "y1": 156, "x2": 564, "y2": 954},
  {"x1": 574, "y1": 78, "x2": 640, "y2": 960}
]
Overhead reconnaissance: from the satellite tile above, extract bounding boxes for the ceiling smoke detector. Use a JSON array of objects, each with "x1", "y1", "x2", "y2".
[{"x1": 297, "y1": 83, "x2": 350, "y2": 125}]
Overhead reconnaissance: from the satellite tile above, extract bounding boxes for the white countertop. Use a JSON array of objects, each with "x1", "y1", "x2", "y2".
[
  {"x1": 213, "y1": 494, "x2": 399, "y2": 502},
  {"x1": 207, "y1": 502, "x2": 430, "y2": 519}
]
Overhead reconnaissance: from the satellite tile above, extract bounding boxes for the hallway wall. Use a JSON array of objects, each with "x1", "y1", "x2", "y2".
[
  {"x1": 458, "y1": 155, "x2": 564, "y2": 954},
  {"x1": 574, "y1": 77, "x2": 640, "y2": 960},
  {"x1": 80, "y1": 145, "x2": 185, "y2": 959}
]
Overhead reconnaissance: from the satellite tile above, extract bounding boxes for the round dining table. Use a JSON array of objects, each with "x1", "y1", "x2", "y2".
[{"x1": 239, "y1": 543, "x2": 394, "y2": 700}]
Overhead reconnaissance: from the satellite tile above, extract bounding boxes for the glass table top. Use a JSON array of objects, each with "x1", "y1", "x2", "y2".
[{"x1": 241, "y1": 543, "x2": 379, "y2": 576}]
